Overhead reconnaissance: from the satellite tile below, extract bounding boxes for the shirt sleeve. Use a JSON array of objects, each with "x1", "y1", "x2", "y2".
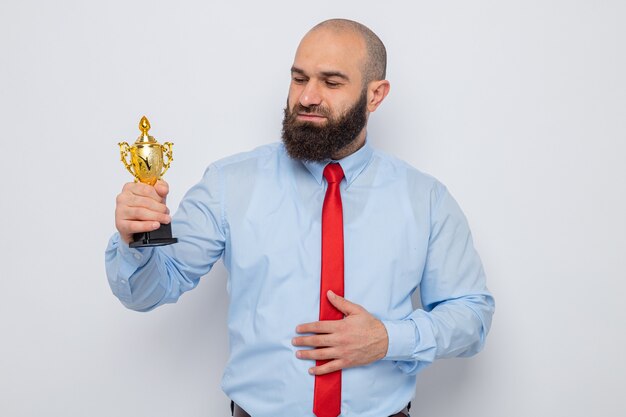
[
  {"x1": 381, "y1": 184, "x2": 495, "y2": 375},
  {"x1": 104, "y1": 164, "x2": 227, "y2": 312}
]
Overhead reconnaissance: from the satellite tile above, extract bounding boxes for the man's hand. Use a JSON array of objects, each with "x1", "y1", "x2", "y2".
[
  {"x1": 115, "y1": 180, "x2": 171, "y2": 244},
  {"x1": 292, "y1": 290, "x2": 389, "y2": 375}
]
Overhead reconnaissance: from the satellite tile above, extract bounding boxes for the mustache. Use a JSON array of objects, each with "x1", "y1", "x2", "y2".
[{"x1": 290, "y1": 103, "x2": 332, "y2": 119}]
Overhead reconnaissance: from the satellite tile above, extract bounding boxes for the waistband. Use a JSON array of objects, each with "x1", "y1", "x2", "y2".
[{"x1": 231, "y1": 401, "x2": 411, "y2": 417}]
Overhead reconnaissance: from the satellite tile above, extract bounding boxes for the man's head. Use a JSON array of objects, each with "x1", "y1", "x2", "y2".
[{"x1": 282, "y1": 19, "x2": 390, "y2": 161}]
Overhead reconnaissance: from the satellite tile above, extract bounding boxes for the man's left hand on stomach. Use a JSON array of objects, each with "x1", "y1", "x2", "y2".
[{"x1": 292, "y1": 290, "x2": 389, "y2": 375}]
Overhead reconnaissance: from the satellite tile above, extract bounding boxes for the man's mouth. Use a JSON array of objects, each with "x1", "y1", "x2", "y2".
[{"x1": 296, "y1": 113, "x2": 327, "y2": 122}]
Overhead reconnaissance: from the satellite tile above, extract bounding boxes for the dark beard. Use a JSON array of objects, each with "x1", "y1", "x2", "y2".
[{"x1": 281, "y1": 90, "x2": 367, "y2": 162}]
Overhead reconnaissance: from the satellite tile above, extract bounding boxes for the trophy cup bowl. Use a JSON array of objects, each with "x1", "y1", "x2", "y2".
[{"x1": 118, "y1": 116, "x2": 178, "y2": 247}]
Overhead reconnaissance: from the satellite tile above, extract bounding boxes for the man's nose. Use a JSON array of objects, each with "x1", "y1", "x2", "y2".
[{"x1": 299, "y1": 81, "x2": 322, "y2": 107}]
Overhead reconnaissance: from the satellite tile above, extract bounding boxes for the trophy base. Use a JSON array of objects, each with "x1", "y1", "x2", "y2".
[{"x1": 130, "y1": 223, "x2": 178, "y2": 248}]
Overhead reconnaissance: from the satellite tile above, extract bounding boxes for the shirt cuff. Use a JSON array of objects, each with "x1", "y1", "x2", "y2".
[
  {"x1": 107, "y1": 233, "x2": 154, "y2": 281},
  {"x1": 381, "y1": 319, "x2": 418, "y2": 360}
]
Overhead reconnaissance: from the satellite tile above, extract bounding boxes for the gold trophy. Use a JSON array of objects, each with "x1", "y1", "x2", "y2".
[{"x1": 118, "y1": 116, "x2": 178, "y2": 247}]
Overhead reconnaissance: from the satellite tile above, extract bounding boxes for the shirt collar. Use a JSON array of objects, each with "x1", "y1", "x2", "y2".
[{"x1": 301, "y1": 139, "x2": 374, "y2": 187}]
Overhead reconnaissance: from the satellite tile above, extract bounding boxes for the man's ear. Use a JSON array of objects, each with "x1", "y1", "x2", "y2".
[{"x1": 366, "y1": 80, "x2": 391, "y2": 113}]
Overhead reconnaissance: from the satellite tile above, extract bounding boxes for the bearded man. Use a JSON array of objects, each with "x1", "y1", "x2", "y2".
[{"x1": 106, "y1": 19, "x2": 495, "y2": 417}]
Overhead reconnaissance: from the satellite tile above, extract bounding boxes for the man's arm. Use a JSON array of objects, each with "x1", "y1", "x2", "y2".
[
  {"x1": 105, "y1": 165, "x2": 226, "y2": 311},
  {"x1": 293, "y1": 184, "x2": 495, "y2": 375},
  {"x1": 381, "y1": 185, "x2": 494, "y2": 374}
]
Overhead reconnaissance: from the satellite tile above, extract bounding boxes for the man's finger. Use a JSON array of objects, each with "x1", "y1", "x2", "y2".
[
  {"x1": 292, "y1": 333, "x2": 336, "y2": 348},
  {"x1": 309, "y1": 359, "x2": 345, "y2": 376},
  {"x1": 124, "y1": 182, "x2": 165, "y2": 203},
  {"x1": 296, "y1": 320, "x2": 341, "y2": 335},
  {"x1": 119, "y1": 192, "x2": 169, "y2": 213},
  {"x1": 129, "y1": 195, "x2": 169, "y2": 214},
  {"x1": 122, "y1": 207, "x2": 171, "y2": 224},
  {"x1": 296, "y1": 347, "x2": 338, "y2": 361},
  {"x1": 121, "y1": 220, "x2": 162, "y2": 235}
]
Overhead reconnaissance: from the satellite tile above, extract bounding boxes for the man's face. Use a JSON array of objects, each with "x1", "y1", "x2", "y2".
[{"x1": 281, "y1": 29, "x2": 369, "y2": 161}]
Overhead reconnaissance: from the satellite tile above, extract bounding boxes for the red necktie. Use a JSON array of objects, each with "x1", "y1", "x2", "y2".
[{"x1": 313, "y1": 163, "x2": 345, "y2": 417}]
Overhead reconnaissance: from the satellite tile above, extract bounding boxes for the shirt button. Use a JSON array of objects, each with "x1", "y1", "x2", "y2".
[
  {"x1": 120, "y1": 279, "x2": 127, "y2": 284},
  {"x1": 134, "y1": 253, "x2": 141, "y2": 260}
]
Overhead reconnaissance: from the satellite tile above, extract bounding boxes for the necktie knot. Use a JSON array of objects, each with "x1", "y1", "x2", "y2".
[{"x1": 323, "y1": 163, "x2": 345, "y2": 184}]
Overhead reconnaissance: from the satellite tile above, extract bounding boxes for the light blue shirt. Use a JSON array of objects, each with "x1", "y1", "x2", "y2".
[{"x1": 105, "y1": 140, "x2": 494, "y2": 417}]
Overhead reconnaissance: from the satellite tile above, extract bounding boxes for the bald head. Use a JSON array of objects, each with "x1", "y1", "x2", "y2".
[{"x1": 309, "y1": 19, "x2": 387, "y2": 84}]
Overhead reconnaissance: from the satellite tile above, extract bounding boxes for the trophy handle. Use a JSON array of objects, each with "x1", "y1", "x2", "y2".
[
  {"x1": 160, "y1": 142, "x2": 174, "y2": 177},
  {"x1": 118, "y1": 142, "x2": 140, "y2": 182}
]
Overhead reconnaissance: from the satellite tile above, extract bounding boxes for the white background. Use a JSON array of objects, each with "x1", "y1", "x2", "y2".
[{"x1": 1, "y1": 1, "x2": 625, "y2": 416}]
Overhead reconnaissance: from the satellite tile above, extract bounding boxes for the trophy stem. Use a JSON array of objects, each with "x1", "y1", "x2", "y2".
[{"x1": 130, "y1": 223, "x2": 178, "y2": 248}]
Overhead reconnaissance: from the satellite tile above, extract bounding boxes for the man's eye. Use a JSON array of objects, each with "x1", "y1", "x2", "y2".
[
  {"x1": 293, "y1": 78, "x2": 306, "y2": 84},
  {"x1": 325, "y1": 81, "x2": 340, "y2": 88}
]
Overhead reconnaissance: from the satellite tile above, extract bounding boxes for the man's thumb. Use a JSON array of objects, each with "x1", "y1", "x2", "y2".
[
  {"x1": 155, "y1": 179, "x2": 169, "y2": 199},
  {"x1": 327, "y1": 290, "x2": 360, "y2": 315}
]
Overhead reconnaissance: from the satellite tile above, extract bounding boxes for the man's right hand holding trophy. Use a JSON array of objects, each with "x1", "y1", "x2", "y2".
[{"x1": 115, "y1": 176, "x2": 172, "y2": 245}]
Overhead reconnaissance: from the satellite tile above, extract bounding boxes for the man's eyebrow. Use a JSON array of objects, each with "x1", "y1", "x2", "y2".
[
  {"x1": 290, "y1": 66, "x2": 350, "y2": 81},
  {"x1": 320, "y1": 71, "x2": 350, "y2": 81}
]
